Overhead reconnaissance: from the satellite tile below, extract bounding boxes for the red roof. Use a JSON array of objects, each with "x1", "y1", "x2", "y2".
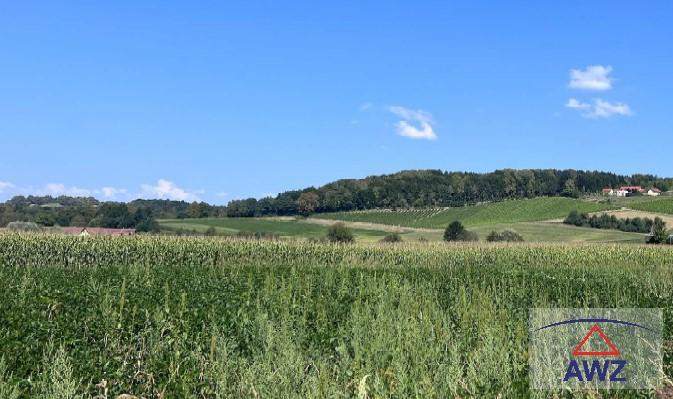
[
  {"x1": 602, "y1": 188, "x2": 613, "y2": 193},
  {"x1": 619, "y1": 186, "x2": 644, "y2": 192},
  {"x1": 650, "y1": 187, "x2": 662, "y2": 193},
  {"x1": 61, "y1": 227, "x2": 136, "y2": 236}
]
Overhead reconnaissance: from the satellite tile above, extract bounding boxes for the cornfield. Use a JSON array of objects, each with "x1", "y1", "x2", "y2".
[{"x1": 0, "y1": 234, "x2": 672, "y2": 397}]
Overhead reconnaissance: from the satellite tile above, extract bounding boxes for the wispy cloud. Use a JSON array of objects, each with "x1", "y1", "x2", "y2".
[
  {"x1": 101, "y1": 187, "x2": 128, "y2": 199},
  {"x1": 42, "y1": 183, "x2": 93, "y2": 197},
  {"x1": 569, "y1": 65, "x2": 613, "y2": 91},
  {"x1": 566, "y1": 98, "x2": 632, "y2": 118},
  {"x1": 359, "y1": 102, "x2": 373, "y2": 111},
  {"x1": 140, "y1": 179, "x2": 201, "y2": 201},
  {"x1": 388, "y1": 105, "x2": 437, "y2": 140},
  {"x1": 0, "y1": 181, "x2": 14, "y2": 193}
]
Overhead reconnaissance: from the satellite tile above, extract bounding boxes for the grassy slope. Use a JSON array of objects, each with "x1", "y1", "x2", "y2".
[
  {"x1": 315, "y1": 197, "x2": 618, "y2": 228},
  {"x1": 627, "y1": 196, "x2": 673, "y2": 215},
  {"x1": 159, "y1": 217, "x2": 391, "y2": 241}
]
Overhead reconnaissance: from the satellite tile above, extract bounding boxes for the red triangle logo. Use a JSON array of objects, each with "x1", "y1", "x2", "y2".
[{"x1": 572, "y1": 324, "x2": 620, "y2": 357}]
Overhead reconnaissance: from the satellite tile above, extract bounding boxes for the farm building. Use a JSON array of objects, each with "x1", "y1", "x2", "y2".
[
  {"x1": 61, "y1": 227, "x2": 136, "y2": 236},
  {"x1": 646, "y1": 188, "x2": 662, "y2": 196},
  {"x1": 619, "y1": 186, "x2": 645, "y2": 193}
]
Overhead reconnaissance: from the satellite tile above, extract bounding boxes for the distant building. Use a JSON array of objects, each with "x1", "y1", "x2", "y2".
[
  {"x1": 646, "y1": 188, "x2": 662, "y2": 197},
  {"x1": 619, "y1": 186, "x2": 645, "y2": 193},
  {"x1": 61, "y1": 227, "x2": 136, "y2": 236},
  {"x1": 601, "y1": 188, "x2": 614, "y2": 195}
]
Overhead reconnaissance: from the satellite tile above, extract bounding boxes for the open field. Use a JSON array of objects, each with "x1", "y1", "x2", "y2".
[
  {"x1": 159, "y1": 217, "x2": 392, "y2": 242},
  {"x1": 159, "y1": 215, "x2": 647, "y2": 244},
  {"x1": 469, "y1": 221, "x2": 645, "y2": 243},
  {"x1": 313, "y1": 197, "x2": 618, "y2": 228},
  {"x1": 1, "y1": 235, "x2": 672, "y2": 397},
  {"x1": 626, "y1": 197, "x2": 673, "y2": 215}
]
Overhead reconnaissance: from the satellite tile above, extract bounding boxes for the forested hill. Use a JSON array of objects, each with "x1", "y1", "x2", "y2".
[
  {"x1": 225, "y1": 169, "x2": 673, "y2": 216},
  {"x1": 1, "y1": 169, "x2": 672, "y2": 227}
]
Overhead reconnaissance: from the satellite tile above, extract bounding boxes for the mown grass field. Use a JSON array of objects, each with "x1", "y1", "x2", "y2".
[
  {"x1": 314, "y1": 197, "x2": 618, "y2": 228},
  {"x1": 0, "y1": 235, "x2": 672, "y2": 397},
  {"x1": 159, "y1": 217, "x2": 391, "y2": 241}
]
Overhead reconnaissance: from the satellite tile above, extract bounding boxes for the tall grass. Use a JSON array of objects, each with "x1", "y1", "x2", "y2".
[{"x1": 0, "y1": 234, "x2": 671, "y2": 397}]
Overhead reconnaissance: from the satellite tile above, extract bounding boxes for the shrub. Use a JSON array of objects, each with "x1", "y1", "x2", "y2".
[
  {"x1": 380, "y1": 233, "x2": 402, "y2": 243},
  {"x1": 326, "y1": 223, "x2": 354, "y2": 243},
  {"x1": 648, "y1": 218, "x2": 669, "y2": 244},
  {"x1": 236, "y1": 231, "x2": 279, "y2": 240},
  {"x1": 443, "y1": 221, "x2": 478, "y2": 242},
  {"x1": 486, "y1": 230, "x2": 524, "y2": 242},
  {"x1": 7, "y1": 221, "x2": 41, "y2": 232}
]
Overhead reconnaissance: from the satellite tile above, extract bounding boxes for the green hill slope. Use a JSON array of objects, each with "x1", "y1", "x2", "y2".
[
  {"x1": 314, "y1": 197, "x2": 618, "y2": 228},
  {"x1": 627, "y1": 197, "x2": 673, "y2": 215},
  {"x1": 158, "y1": 217, "x2": 390, "y2": 241}
]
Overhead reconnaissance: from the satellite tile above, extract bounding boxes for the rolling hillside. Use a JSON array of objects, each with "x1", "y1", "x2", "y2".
[
  {"x1": 627, "y1": 196, "x2": 673, "y2": 215},
  {"x1": 159, "y1": 217, "x2": 391, "y2": 241},
  {"x1": 313, "y1": 197, "x2": 618, "y2": 228}
]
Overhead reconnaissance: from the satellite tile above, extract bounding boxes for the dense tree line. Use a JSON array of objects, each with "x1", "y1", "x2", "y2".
[
  {"x1": 564, "y1": 210, "x2": 656, "y2": 234},
  {"x1": 0, "y1": 196, "x2": 226, "y2": 231},
  {"x1": 2, "y1": 169, "x2": 672, "y2": 227},
  {"x1": 226, "y1": 169, "x2": 673, "y2": 217}
]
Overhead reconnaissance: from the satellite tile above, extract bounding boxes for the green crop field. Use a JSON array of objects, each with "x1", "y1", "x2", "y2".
[
  {"x1": 1, "y1": 235, "x2": 672, "y2": 397},
  {"x1": 627, "y1": 197, "x2": 673, "y2": 215},
  {"x1": 158, "y1": 217, "x2": 391, "y2": 241},
  {"x1": 315, "y1": 197, "x2": 618, "y2": 228}
]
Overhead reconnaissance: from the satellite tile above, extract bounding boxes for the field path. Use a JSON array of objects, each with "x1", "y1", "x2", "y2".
[{"x1": 300, "y1": 217, "x2": 443, "y2": 234}]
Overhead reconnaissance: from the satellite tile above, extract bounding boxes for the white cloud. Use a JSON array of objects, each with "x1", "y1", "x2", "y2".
[
  {"x1": 566, "y1": 98, "x2": 591, "y2": 110},
  {"x1": 42, "y1": 183, "x2": 92, "y2": 197},
  {"x1": 569, "y1": 65, "x2": 613, "y2": 91},
  {"x1": 388, "y1": 105, "x2": 438, "y2": 140},
  {"x1": 566, "y1": 98, "x2": 632, "y2": 118},
  {"x1": 140, "y1": 179, "x2": 201, "y2": 201},
  {"x1": 216, "y1": 192, "x2": 228, "y2": 197},
  {"x1": 0, "y1": 181, "x2": 14, "y2": 193},
  {"x1": 592, "y1": 99, "x2": 632, "y2": 118},
  {"x1": 101, "y1": 187, "x2": 128, "y2": 199},
  {"x1": 359, "y1": 102, "x2": 373, "y2": 111}
]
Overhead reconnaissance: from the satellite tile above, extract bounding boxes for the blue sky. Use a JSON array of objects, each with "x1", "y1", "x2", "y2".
[{"x1": 1, "y1": 2, "x2": 672, "y2": 204}]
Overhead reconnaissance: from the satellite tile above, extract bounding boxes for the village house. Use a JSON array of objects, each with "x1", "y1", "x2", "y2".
[
  {"x1": 646, "y1": 188, "x2": 662, "y2": 196},
  {"x1": 601, "y1": 186, "x2": 659, "y2": 197},
  {"x1": 61, "y1": 227, "x2": 136, "y2": 236}
]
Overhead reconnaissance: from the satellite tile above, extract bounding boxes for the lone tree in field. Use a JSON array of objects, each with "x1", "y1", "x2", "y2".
[
  {"x1": 444, "y1": 221, "x2": 479, "y2": 242},
  {"x1": 297, "y1": 192, "x2": 320, "y2": 217},
  {"x1": 648, "y1": 217, "x2": 669, "y2": 244},
  {"x1": 326, "y1": 222, "x2": 354, "y2": 243}
]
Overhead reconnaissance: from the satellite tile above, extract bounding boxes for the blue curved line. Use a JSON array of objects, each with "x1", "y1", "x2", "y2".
[{"x1": 534, "y1": 318, "x2": 654, "y2": 333}]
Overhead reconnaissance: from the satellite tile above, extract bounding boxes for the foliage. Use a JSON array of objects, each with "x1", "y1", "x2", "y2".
[
  {"x1": 0, "y1": 196, "x2": 224, "y2": 229},
  {"x1": 326, "y1": 222, "x2": 354, "y2": 243},
  {"x1": 486, "y1": 230, "x2": 524, "y2": 242},
  {"x1": 235, "y1": 231, "x2": 280, "y2": 240},
  {"x1": 443, "y1": 221, "x2": 478, "y2": 242},
  {"x1": 226, "y1": 169, "x2": 673, "y2": 217},
  {"x1": 6, "y1": 221, "x2": 41, "y2": 232},
  {"x1": 0, "y1": 236, "x2": 672, "y2": 397},
  {"x1": 564, "y1": 210, "x2": 655, "y2": 234},
  {"x1": 379, "y1": 233, "x2": 403, "y2": 243},
  {"x1": 648, "y1": 217, "x2": 670, "y2": 244}
]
